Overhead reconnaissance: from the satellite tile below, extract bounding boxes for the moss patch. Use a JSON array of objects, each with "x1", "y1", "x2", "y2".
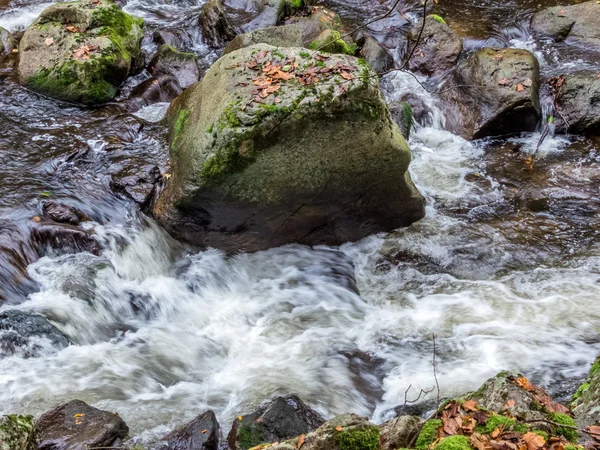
[
  {"x1": 0, "y1": 415, "x2": 36, "y2": 450},
  {"x1": 237, "y1": 423, "x2": 267, "y2": 450},
  {"x1": 433, "y1": 435, "x2": 471, "y2": 450},
  {"x1": 337, "y1": 426, "x2": 380, "y2": 450},
  {"x1": 416, "y1": 420, "x2": 443, "y2": 450},
  {"x1": 309, "y1": 30, "x2": 357, "y2": 55},
  {"x1": 429, "y1": 14, "x2": 447, "y2": 25},
  {"x1": 548, "y1": 413, "x2": 578, "y2": 443},
  {"x1": 475, "y1": 414, "x2": 527, "y2": 434}
]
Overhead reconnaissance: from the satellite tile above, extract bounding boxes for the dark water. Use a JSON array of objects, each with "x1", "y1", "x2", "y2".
[{"x1": 0, "y1": 0, "x2": 599, "y2": 445}]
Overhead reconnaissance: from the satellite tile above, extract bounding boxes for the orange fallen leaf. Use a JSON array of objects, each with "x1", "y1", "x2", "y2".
[
  {"x1": 202, "y1": 429, "x2": 207, "y2": 434},
  {"x1": 340, "y1": 71, "x2": 354, "y2": 80},
  {"x1": 516, "y1": 84, "x2": 525, "y2": 92},
  {"x1": 335, "y1": 426, "x2": 343, "y2": 431},
  {"x1": 491, "y1": 428, "x2": 500, "y2": 439},
  {"x1": 297, "y1": 434, "x2": 305, "y2": 448},
  {"x1": 66, "y1": 25, "x2": 79, "y2": 32},
  {"x1": 237, "y1": 416, "x2": 243, "y2": 421},
  {"x1": 523, "y1": 432, "x2": 545, "y2": 450},
  {"x1": 504, "y1": 399, "x2": 516, "y2": 408},
  {"x1": 462, "y1": 399, "x2": 478, "y2": 412}
]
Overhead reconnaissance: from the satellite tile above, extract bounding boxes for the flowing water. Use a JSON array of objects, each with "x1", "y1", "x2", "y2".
[{"x1": 1, "y1": 0, "x2": 600, "y2": 445}]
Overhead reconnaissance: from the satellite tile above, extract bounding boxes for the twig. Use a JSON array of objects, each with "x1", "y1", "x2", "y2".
[{"x1": 404, "y1": 384, "x2": 436, "y2": 405}]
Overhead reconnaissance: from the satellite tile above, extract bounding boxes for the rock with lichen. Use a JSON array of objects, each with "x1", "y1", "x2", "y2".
[
  {"x1": 0, "y1": 415, "x2": 37, "y2": 450},
  {"x1": 18, "y1": 0, "x2": 144, "y2": 104},
  {"x1": 152, "y1": 43, "x2": 425, "y2": 252}
]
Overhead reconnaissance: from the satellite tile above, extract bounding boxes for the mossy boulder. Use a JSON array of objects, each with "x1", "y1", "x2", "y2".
[
  {"x1": 571, "y1": 357, "x2": 600, "y2": 428},
  {"x1": 18, "y1": 0, "x2": 143, "y2": 104},
  {"x1": 0, "y1": 415, "x2": 36, "y2": 450},
  {"x1": 152, "y1": 43, "x2": 425, "y2": 252},
  {"x1": 250, "y1": 414, "x2": 380, "y2": 450},
  {"x1": 228, "y1": 395, "x2": 324, "y2": 450},
  {"x1": 448, "y1": 48, "x2": 541, "y2": 139},
  {"x1": 531, "y1": 1, "x2": 600, "y2": 52},
  {"x1": 149, "y1": 44, "x2": 199, "y2": 89},
  {"x1": 408, "y1": 15, "x2": 462, "y2": 76}
]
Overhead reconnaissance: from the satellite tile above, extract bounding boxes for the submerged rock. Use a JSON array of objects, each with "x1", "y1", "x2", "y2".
[
  {"x1": 37, "y1": 400, "x2": 129, "y2": 450},
  {"x1": 156, "y1": 410, "x2": 220, "y2": 450},
  {"x1": 0, "y1": 415, "x2": 36, "y2": 450},
  {"x1": 42, "y1": 201, "x2": 83, "y2": 225},
  {"x1": 228, "y1": 395, "x2": 325, "y2": 450},
  {"x1": 0, "y1": 310, "x2": 69, "y2": 358},
  {"x1": 249, "y1": 413, "x2": 380, "y2": 450},
  {"x1": 18, "y1": 0, "x2": 144, "y2": 104},
  {"x1": 152, "y1": 44, "x2": 425, "y2": 252},
  {"x1": 408, "y1": 15, "x2": 462, "y2": 76},
  {"x1": 449, "y1": 48, "x2": 541, "y2": 139},
  {"x1": 149, "y1": 44, "x2": 199, "y2": 89},
  {"x1": 531, "y1": 1, "x2": 600, "y2": 52},
  {"x1": 31, "y1": 222, "x2": 102, "y2": 256},
  {"x1": 554, "y1": 71, "x2": 600, "y2": 135}
]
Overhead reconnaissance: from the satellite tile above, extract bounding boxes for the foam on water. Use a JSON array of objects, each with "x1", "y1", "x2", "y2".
[{"x1": 0, "y1": 2, "x2": 52, "y2": 32}]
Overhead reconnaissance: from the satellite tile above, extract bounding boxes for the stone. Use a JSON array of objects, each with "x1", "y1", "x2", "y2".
[
  {"x1": 152, "y1": 44, "x2": 425, "y2": 252},
  {"x1": 408, "y1": 15, "x2": 462, "y2": 76},
  {"x1": 389, "y1": 100, "x2": 413, "y2": 140},
  {"x1": 0, "y1": 26, "x2": 16, "y2": 63},
  {"x1": 554, "y1": 71, "x2": 600, "y2": 135},
  {"x1": 30, "y1": 222, "x2": 102, "y2": 256},
  {"x1": 37, "y1": 400, "x2": 129, "y2": 450},
  {"x1": 156, "y1": 410, "x2": 220, "y2": 450},
  {"x1": 379, "y1": 415, "x2": 423, "y2": 450},
  {"x1": 42, "y1": 201, "x2": 82, "y2": 225},
  {"x1": 149, "y1": 44, "x2": 199, "y2": 89},
  {"x1": 18, "y1": 0, "x2": 144, "y2": 104},
  {"x1": 0, "y1": 310, "x2": 69, "y2": 358},
  {"x1": 358, "y1": 35, "x2": 393, "y2": 74},
  {"x1": 571, "y1": 357, "x2": 600, "y2": 428},
  {"x1": 449, "y1": 47, "x2": 541, "y2": 139},
  {"x1": 110, "y1": 163, "x2": 162, "y2": 208},
  {"x1": 531, "y1": 1, "x2": 600, "y2": 52},
  {"x1": 228, "y1": 395, "x2": 324, "y2": 450},
  {"x1": 0, "y1": 415, "x2": 36, "y2": 450}
]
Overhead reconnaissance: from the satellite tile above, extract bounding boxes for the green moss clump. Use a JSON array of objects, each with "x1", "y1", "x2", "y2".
[
  {"x1": 571, "y1": 382, "x2": 590, "y2": 403},
  {"x1": 336, "y1": 426, "x2": 380, "y2": 450},
  {"x1": 532, "y1": 430, "x2": 549, "y2": 440},
  {"x1": 475, "y1": 415, "x2": 527, "y2": 434},
  {"x1": 416, "y1": 419, "x2": 442, "y2": 450},
  {"x1": 565, "y1": 445, "x2": 582, "y2": 450},
  {"x1": 429, "y1": 14, "x2": 447, "y2": 25},
  {"x1": 299, "y1": 51, "x2": 310, "y2": 58},
  {"x1": 0, "y1": 415, "x2": 36, "y2": 450},
  {"x1": 433, "y1": 435, "x2": 471, "y2": 450},
  {"x1": 548, "y1": 413, "x2": 578, "y2": 443},
  {"x1": 171, "y1": 108, "x2": 190, "y2": 152},
  {"x1": 309, "y1": 30, "x2": 357, "y2": 55},
  {"x1": 218, "y1": 103, "x2": 242, "y2": 130},
  {"x1": 237, "y1": 423, "x2": 267, "y2": 450},
  {"x1": 590, "y1": 359, "x2": 600, "y2": 377},
  {"x1": 91, "y1": 3, "x2": 140, "y2": 36}
]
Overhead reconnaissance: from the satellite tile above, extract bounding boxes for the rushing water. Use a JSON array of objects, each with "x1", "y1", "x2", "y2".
[{"x1": 1, "y1": 0, "x2": 600, "y2": 445}]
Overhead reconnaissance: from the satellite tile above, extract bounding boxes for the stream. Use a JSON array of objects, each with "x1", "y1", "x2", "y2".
[{"x1": 1, "y1": 0, "x2": 600, "y2": 445}]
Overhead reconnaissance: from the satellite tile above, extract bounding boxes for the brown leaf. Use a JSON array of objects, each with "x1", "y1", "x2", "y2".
[
  {"x1": 201, "y1": 429, "x2": 207, "y2": 434},
  {"x1": 463, "y1": 400, "x2": 478, "y2": 412},
  {"x1": 340, "y1": 71, "x2": 354, "y2": 80},
  {"x1": 314, "y1": 54, "x2": 330, "y2": 61},
  {"x1": 274, "y1": 98, "x2": 282, "y2": 103},
  {"x1": 297, "y1": 434, "x2": 305, "y2": 449},
  {"x1": 522, "y1": 432, "x2": 545, "y2": 450},
  {"x1": 491, "y1": 428, "x2": 501, "y2": 439},
  {"x1": 65, "y1": 25, "x2": 79, "y2": 33},
  {"x1": 504, "y1": 400, "x2": 516, "y2": 409},
  {"x1": 587, "y1": 425, "x2": 600, "y2": 437},
  {"x1": 45, "y1": 37, "x2": 54, "y2": 46},
  {"x1": 471, "y1": 433, "x2": 492, "y2": 450},
  {"x1": 462, "y1": 417, "x2": 477, "y2": 435},
  {"x1": 472, "y1": 410, "x2": 491, "y2": 424},
  {"x1": 516, "y1": 84, "x2": 525, "y2": 92},
  {"x1": 515, "y1": 377, "x2": 534, "y2": 391},
  {"x1": 557, "y1": 9, "x2": 566, "y2": 16},
  {"x1": 335, "y1": 426, "x2": 343, "y2": 432}
]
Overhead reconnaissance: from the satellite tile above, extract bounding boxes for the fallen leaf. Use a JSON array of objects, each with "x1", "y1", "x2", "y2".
[
  {"x1": 297, "y1": 434, "x2": 305, "y2": 449},
  {"x1": 238, "y1": 416, "x2": 243, "y2": 421},
  {"x1": 202, "y1": 429, "x2": 207, "y2": 434},
  {"x1": 557, "y1": 9, "x2": 566, "y2": 16},
  {"x1": 463, "y1": 400, "x2": 478, "y2": 412},
  {"x1": 32, "y1": 216, "x2": 41, "y2": 222},
  {"x1": 470, "y1": 432, "x2": 491, "y2": 450},
  {"x1": 73, "y1": 414, "x2": 85, "y2": 418},
  {"x1": 523, "y1": 432, "x2": 545, "y2": 450},
  {"x1": 45, "y1": 37, "x2": 54, "y2": 46},
  {"x1": 587, "y1": 425, "x2": 600, "y2": 437},
  {"x1": 516, "y1": 84, "x2": 525, "y2": 92},
  {"x1": 340, "y1": 71, "x2": 354, "y2": 80},
  {"x1": 504, "y1": 400, "x2": 516, "y2": 409},
  {"x1": 65, "y1": 25, "x2": 79, "y2": 33},
  {"x1": 274, "y1": 98, "x2": 282, "y2": 103},
  {"x1": 491, "y1": 428, "x2": 501, "y2": 439},
  {"x1": 498, "y1": 78, "x2": 511, "y2": 85},
  {"x1": 152, "y1": 79, "x2": 158, "y2": 85},
  {"x1": 335, "y1": 426, "x2": 343, "y2": 431}
]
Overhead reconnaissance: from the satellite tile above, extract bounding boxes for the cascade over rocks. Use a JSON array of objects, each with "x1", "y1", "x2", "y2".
[
  {"x1": 448, "y1": 47, "x2": 541, "y2": 140},
  {"x1": 37, "y1": 400, "x2": 129, "y2": 450},
  {"x1": 531, "y1": 1, "x2": 600, "y2": 53},
  {"x1": 156, "y1": 410, "x2": 220, "y2": 450},
  {"x1": 553, "y1": 71, "x2": 600, "y2": 135},
  {"x1": 408, "y1": 15, "x2": 462, "y2": 76},
  {"x1": 228, "y1": 395, "x2": 325, "y2": 450},
  {"x1": 152, "y1": 43, "x2": 425, "y2": 252},
  {"x1": 17, "y1": 0, "x2": 144, "y2": 104}
]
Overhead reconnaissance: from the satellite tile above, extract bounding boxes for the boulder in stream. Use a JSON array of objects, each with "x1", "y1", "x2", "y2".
[
  {"x1": 408, "y1": 15, "x2": 462, "y2": 76},
  {"x1": 0, "y1": 415, "x2": 37, "y2": 450},
  {"x1": 37, "y1": 400, "x2": 129, "y2": 450},
  {"x1": 149, "y1": 44, "x2": 199, "y2": 90},
  {"x1": 553, "y1": 71, "x2": 600, "y2": 135},
  {"x1": 18, "y1": 0, "x2": 144, "y2": 104},
  {"x1": 152, "y1": 44, "x2": 425, "y2": 252},
  {"x1": 449, "y1": 47, "x2": 541, "y2": 139},
  {"x1": 0, "y1": 310, "x2": 69, "y2": 358},
  {"x1": 531, "y1": 1, "x2": 600, "y2": 52},
  {"x1": 156, "y1": 410, "x2": 220, "y2": 450},
  {"x1": 228, "y1": 395, "x2": 325, "y2": 450}
]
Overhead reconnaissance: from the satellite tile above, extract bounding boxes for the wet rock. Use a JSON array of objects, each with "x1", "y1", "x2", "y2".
[
  {"x1": 18, "y1": 0, "x2": 144, "y2": 104},
  {"x1": 408, "y1": 15, "x2": 462, "y2": 76},
  {"x1": 309, "y1": 28, "x2": 356, "y2": 55},
  {"x1": 379, "y1": 415, "x2": 423, "y2": 450},
  {"x1": 110, "y1": 164, "x2": 161, "y2": 207},
  {"x1": 0, "y1": 415, "x2": 36, "y2": 450},
  {"x1": 198, "y1": 0, "x2": 240, "y2": 48},
  {"x1": 156, "y1": 410, "x2": 219, "y2": 450},
  {"x1": 449, "y1": 48, "x2": 541, "y2": 139},
  {"x1": 31, "y1": 223, "x2": 102, "y2": 256},
  {"x1": 152, "y1": 28, "x2": 193, "y2": 49},
  {"x1": 0, "y1": 220, "x2": 38, "y2": 303},
  {"x1": 152, "y1": 44, "x2": 425, "y2": 252},
  {"x1": 0, "y1": 26, "x2": 16, "y2": 62},
  {"x1": 42, "y1": 201, "x2": 82, "y2": 225},
  {"x1": 37, "y1": 400, "x2": 129, "y2": 450},
  {"x1": 571, "y1": 357, "x2": 600, "y2": 428},
  {"x1": 224, "y1": 21, "x2": 327, "y2": 55},
  {"x1": 123, "y1": 72, "x2": 183, "y2": 111},
  {"x1": 531, "y1": 1, "x2": 600, "y2": 52},
  {"x1": 359, "y1": 35, "x2": 394, "y2": 74},
  {"x1": 399, "y1": 92, "x2": 431, "y2": 126},
  {"x1": 149, "y1": 44, "x2": 199, "y2": 89},
  {"x1": 0, "y1": 310, "x2": 69, "y2": 358},
  {"x1": 253, "y1": 413, "x2": 380, "y2": 450},
  {"x1": 228, "y1": 395, "x2": 325, "y2": 450},
  {"x1": 554, "y1": 71, "x2": 600, "y2": 135},
  {"x1": 389, "y1": 100, "x2": 413, "y2": 140}
]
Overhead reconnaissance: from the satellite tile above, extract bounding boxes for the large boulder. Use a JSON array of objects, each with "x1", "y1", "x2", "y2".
[
  {"x1": 37, "y1": 400, "x2": 129, "y2": 450},
  {"x1": 228, "y1": 395, "x2": 325, "y2": 450},
  {"x1": 0, "y1": 415, "x2": 37, "y2": 450},
  {"x1": 571, "y1": 357, "x2": 600, "y2": 427},
  {"x1": 553, "y1": 71, "x2": 600, "y2": 135},
  {"x1": 531, "y1": 1, "x2": 600, "y2": 52},
  {"x1": 156, "y1": 410, "x2": 220, "y2": 450},
  {"x1": 408, "y1": 15, "x2": 462, "y2": 76},
  {"x1": 449, "y1": 48, "x2": 541, "y2": 139},
  {"x1": 152, "y1": 44, "x2": 425, "y2": 252},
  {"x1": 18, "y1": 0, "x2": 144, "y2": 104},
  {"x1": 249, "y1": 413, "x2": 380, "y2": 450}
]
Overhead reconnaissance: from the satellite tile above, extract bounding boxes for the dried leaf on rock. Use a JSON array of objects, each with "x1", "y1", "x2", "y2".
[
  {"x1": 523, "y1": 432, "x2": 546, "y2": 450},
  {"x1": 463, "y1": 400, "x2": 478, "y2": 412},
  {"x1": 45, "y1": 37, "x2": 54, "y2": 46}
]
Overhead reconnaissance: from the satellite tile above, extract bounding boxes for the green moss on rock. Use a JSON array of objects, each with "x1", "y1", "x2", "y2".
[
  {"x1": 309, "y1": 30, "x2": 356, "y2": 55},
  {"x1": 430, "y1": 14, "x2": 447, "y2": 25},
  {"x1": 416, "y1": 419, "x2": 442, "y2": 450},
  {"x1": 0, "y1": 415, "x2": 36, "y2": 450},
  {"x1": 475, "y1": 414, "x2": 527, "y2": 434},
  {"x1": 433, "y1": 435, "x2": 471, "y2": 450},
  {"x1": 237, "y1": 423, "x2": 267, "y2": 450},
  {"x1": 548, "y1": 412, "x2": 578, "y2": 443},
  {"x1": 336, "y1": 425, "x2": 380, "y2": 450}
]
